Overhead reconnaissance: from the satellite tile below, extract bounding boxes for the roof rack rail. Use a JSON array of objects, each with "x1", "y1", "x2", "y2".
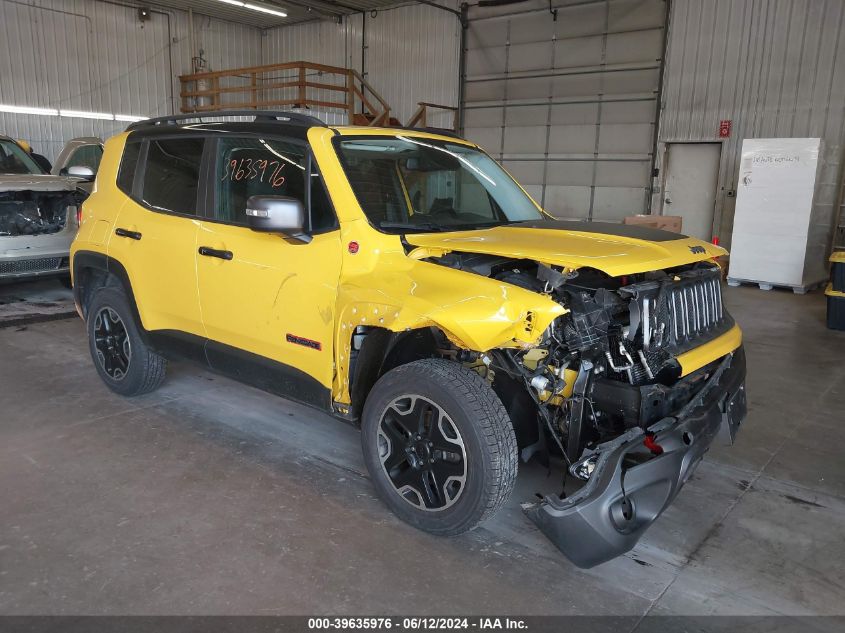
[
  {"x1": 405, "y1": 126, "x2": 464, "y2": 139},
  {"x1": 126, "y1": 110, "x2": 326, "y2": 131}
]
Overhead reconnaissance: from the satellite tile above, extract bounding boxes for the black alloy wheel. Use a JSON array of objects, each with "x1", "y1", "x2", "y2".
[
  {"x1": 361, "y1": 359, "x2": 518, "y2": 536},
  {"x1": 377, "y1": 394, "x2": 467, "y2": 511},
  {"x1": 93, "y1": 306, "x2": 131, "y2": 380}
]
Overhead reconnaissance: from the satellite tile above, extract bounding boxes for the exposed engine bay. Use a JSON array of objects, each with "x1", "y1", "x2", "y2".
[
  {"x1": 0, "y1": 190, "x2": 83, "y2": 236},
  {"x1": 425, "y1": 251, "x2": 734, "y2": 478}
]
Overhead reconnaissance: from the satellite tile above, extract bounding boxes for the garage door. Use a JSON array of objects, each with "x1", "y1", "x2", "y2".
[{"x1": 461, "y1": 0, "x2": 666, "y2": 221}]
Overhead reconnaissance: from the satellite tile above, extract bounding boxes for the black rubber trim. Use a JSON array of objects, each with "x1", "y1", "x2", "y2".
[
  {"x1": 71, "y1": 251, "x2": 144, "y2": 332},
  {"x1": 205, "y1": 339, "x2": 331, "y2": 410},
  {"x1": 524, "y1": 346, "x2": 747, "y2": 568},
  {"x1": 126, "y1": 110, "x2": 326, "y2": 131},
  {"x1": 146, "y1": 330, "x2": 208, "y2": 366}
]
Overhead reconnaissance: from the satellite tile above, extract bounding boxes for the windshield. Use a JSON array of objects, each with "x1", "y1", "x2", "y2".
[
  {"x1": 0, "y1": 139, "x2": 44, "y2": 175},
  {"x1": 335, "y1": 135, "x2": 544, "y2": 232}
]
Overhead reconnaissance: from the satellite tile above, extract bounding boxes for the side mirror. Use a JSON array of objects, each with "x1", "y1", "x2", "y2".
[
  {"x1": 67, "y1": 165, "x2": 95, "y2": 181},
  {"x1": 245, "y1": 195, "x2": 311, "y2": 243}
]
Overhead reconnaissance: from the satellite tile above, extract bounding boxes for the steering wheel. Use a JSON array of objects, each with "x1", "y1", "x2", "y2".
[{"x1": 429, "y1": 207, "x2": 459, "y2": 219}]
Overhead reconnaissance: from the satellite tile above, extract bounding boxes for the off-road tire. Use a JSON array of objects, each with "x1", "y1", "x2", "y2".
[
  {"x1": 361, "y1": 359, "x2": 518, "y2": 536},
  {"x1": 86, "y1": 286, "x2": 167, "y2": 396}
]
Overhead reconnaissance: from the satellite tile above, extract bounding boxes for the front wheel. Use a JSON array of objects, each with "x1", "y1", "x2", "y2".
[{"x1": 361, "y1": 359, "x2": 518, "y2": 536}]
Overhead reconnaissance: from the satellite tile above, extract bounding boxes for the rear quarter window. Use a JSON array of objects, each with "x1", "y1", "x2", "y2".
[{"x1": 116, "y1": 141, "x2": 141, "y2": 195}]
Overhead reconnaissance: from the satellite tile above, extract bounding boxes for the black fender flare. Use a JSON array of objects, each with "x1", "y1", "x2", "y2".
[{"x1": 72, "y1": 251, "x2": 147, "y2": 342}]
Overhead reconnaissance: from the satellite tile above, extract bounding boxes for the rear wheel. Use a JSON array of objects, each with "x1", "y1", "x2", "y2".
[
  {"x1": 361, "y1": 359, "x2": 518, "y2": 536},
  {"x1": 86, "y1": 286, "x2": 166, "y2": 396}
]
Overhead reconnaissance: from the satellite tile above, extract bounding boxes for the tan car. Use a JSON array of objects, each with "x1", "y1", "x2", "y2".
[{"x1": 0, "y1": 135, "x2": 101, "y2": 283}]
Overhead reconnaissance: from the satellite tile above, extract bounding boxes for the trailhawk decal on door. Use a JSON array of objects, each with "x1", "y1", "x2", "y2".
[{"x1": 286, "y1": 333, "x2": 322, "y2": 351}]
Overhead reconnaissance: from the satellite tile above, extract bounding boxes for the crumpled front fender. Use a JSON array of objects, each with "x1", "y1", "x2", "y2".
[{"x1": 331, "y1": 257, "x2": 565, "y2": 404}]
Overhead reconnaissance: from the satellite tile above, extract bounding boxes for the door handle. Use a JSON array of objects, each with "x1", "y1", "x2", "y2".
[
  {"x1": 115, "y1": 227, "x2": 142, "y2": 240},
  {"x1": 198, "y1": 246, "x2": 233, "y2": 261}
]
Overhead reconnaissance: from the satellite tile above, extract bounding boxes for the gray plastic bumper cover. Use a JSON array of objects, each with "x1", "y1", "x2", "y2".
[{"x1": 523, "y1": 346, "x2": 747, "y2": 568}]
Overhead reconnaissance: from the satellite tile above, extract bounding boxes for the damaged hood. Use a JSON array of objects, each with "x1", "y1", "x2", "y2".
[
  {"x1": 0, "y1": 174, "x2": 79, "y2": 192},
  {"x1": 405, "y1": 220, "x2": 727, "y2": 277}
]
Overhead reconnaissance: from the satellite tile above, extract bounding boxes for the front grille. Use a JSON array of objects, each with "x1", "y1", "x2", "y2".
[
  {"x1": 0, "y1": 257, "x2": 64, "y2": 275},
  {"x1": 621, "y1": 266, "x2": 731, "y2": 357},
  {"x1": 668, "y1": 274, "x2": 725, "y2": 343}
]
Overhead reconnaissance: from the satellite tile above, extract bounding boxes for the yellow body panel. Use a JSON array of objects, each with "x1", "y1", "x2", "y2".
[
  {"x1": 74, "y1": 126, "x2": 742, "y2": 411},
  {"x1": 111, "y1": 201, "x2": 205, "y2": 337},
  {"x1": 72, "y1": 135, "x2": 118, "y2": 254},
  {"x1": 74, "y1": 134, "x2": 206, "y2": 338},
  {"x1": 676, "y1": 324, "x2": 742, "y2": 376},
  {"x1": 329, "y1": 238, "x2": 566, "y2": 404},
  {"x1": 824, "y1": 282, "x2": 845, "y2": 298},
  {"x1": 196, "y1": 221, "x2": 342, "y2": 390},
  {"x1": 404, "y1": 227, "x2": 727, "y2": 277}
]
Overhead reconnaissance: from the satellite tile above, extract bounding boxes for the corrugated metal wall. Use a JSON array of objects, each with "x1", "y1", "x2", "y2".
[
  {"x1": 657, "y1": 0, "x2": 845, "y2": 252},
  {"x1": 260, "y1": 2, "x2": 460, "y2": 128},
  {"x1": 462, "y1": 0, "x2": 667, "y2": 220},
  {"x1": 361, "y1": 2, "x2": 461, "y2": 129},
  {"x1": 0, "y1": 0, "x2": 260, "y2": 160},
  {"x1": 0, "y1": 0, "x2": 461, "y2": 158}
]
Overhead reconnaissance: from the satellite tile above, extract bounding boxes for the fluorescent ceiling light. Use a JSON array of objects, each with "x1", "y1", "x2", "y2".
[
  {"x1": 244, "y1": 3, "x2": 287, "y2": 17},
  {"x1": 60, "y1": 109, "x2": 113, "y2": 120},
  {"x1": 0, "y1": 104, "x2": 58, "y2": 116},
  {"x1": 1, "y1": 104, "x2": 147, "y2": 122},
  {"x1": 215, "y1": 0, "x2": 287, "y2": 18}
]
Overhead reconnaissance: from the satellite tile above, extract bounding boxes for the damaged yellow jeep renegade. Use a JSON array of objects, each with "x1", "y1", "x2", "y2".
[{"x1": 71, "y1": 111, "x2": 746, "y2": 567}]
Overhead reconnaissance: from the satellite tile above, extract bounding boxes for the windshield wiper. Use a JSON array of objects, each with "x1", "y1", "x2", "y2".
[{"x1": 379, "y1": 221, "x2": 447, "y2": 232}]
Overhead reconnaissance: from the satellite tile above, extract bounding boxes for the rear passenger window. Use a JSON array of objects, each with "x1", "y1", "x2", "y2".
[
  {"x1": 117, "y1": 141, "x2": 141, "y2": 194},
  {"x1": 141, "y1": 138, "x2": 204, "y2": 215}
]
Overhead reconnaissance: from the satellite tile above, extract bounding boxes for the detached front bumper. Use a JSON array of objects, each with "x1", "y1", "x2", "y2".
[{"x1": 524, "y1": 346, "x2": 747, "y2": 568}]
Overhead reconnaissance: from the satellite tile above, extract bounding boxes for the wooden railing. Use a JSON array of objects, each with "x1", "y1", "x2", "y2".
[
  {"x1": 179, "y1": 61, "x2": 392, "y2": 126},
  {"x1": 179, "y1": 60, "x2": 457, "y2": 131},
  {"x1": 407, "y1": 102, "x2": 459, "y2": 131}
]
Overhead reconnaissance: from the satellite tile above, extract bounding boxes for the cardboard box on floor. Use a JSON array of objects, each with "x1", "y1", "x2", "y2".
[{"x1": 623, "y1": 214, "x2": 683, "y2": 233}]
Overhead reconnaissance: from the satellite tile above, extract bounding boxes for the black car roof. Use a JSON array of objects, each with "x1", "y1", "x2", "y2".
[
  {"x1": 123, "y1": 110, "x2": 466, "y2": 143},
  {"x1": 125, "y1": 110, "x2": 325, "y2": 142}
]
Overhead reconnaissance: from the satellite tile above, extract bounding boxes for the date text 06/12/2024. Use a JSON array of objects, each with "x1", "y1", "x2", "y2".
[{"x1": 307, "y1": 618, "x2": 528, "y2": 630}]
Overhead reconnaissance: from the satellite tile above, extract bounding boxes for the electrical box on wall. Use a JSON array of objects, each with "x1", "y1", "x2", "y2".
[{"x1": 728, "y1": 138, "x2": 828, "y2": 290}]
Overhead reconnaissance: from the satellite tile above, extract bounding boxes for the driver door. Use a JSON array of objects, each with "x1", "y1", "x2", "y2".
[{"x1": 196, "y1": 135, "x2": 342, "y2": 409}]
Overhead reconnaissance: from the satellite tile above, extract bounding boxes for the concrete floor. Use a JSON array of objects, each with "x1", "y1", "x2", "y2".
[{"x1": 1, "y1": 281, "x2": 844, "y2": 616}]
